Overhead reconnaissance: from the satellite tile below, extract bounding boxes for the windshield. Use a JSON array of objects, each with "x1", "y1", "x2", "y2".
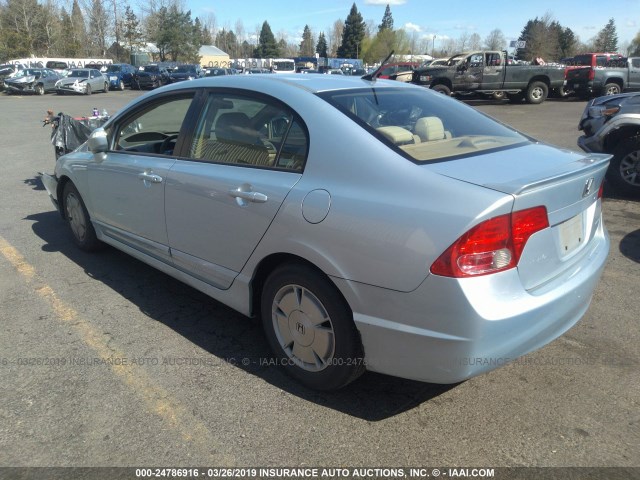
[
  {"x1": 68, "y1": 70, "x2": 89, "y2": 78},
  {"x1": 13, "y1": 69, "x2": 40, "y2": 77},
  {"x1": 143, "y1": 66, "x2": 159, "y2": 73},
  {"x1": 318, "y1": 87, "x2": 528, "y2": 162},
  {"x1": 175, "y1": 66, "x2": 195, "y2": 73},
  {"x1": 106, "y1": 65, "x2": 122, "y2": 72}
]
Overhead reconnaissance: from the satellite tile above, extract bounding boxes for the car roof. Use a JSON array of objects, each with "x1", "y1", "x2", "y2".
[{"x1": 153, "y1": 74, "x2": 413, "y2": 95}]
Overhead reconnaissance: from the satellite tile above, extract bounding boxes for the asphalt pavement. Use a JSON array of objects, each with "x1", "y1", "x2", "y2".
[{"x1": 0, "y1": 88, "x2": 638, "y2": 470}]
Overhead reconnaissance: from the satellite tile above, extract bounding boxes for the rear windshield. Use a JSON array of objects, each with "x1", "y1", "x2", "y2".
[
  {"x1": 106, "y1": 65, "x2": 122, "y2": 72},
  {"x1": 318, "y1": 87, "x2": 527, "y2": 162}
]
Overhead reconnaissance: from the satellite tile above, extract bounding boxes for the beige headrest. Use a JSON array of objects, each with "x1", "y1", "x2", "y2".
[{"x1": 415, "y1": 117, "x2": 445, "y2": 142}]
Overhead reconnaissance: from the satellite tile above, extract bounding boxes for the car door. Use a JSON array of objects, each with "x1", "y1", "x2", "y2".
[
  {"x1": 480, "y1": 52, "x2": 503, "y2": 90},
  {"x1": 86, "y1": 93, "x2": 197, "y2": 263},
  {"x1": 462, "y1": 53, "x2": 484, "y2": 90},
  {"x1": 164, "y1": 91, "x2": 307, "y2": 289}
]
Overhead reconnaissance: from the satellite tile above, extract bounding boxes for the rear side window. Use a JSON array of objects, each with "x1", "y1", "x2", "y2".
[
  {"x1": 189, "y1": 93, "x2": 308, "y2": 171},
  {"x1": 318, "y1": 87, "x2": 527, "y2": 163}
]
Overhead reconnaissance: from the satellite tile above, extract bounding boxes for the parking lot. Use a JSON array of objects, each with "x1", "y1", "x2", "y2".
[{"x1": 0, "y1": 88, "x2": 638, "y2": 470}]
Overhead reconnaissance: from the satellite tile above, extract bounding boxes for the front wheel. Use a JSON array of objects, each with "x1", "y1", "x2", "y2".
[
  {"x1": 85, "y1": 84, "x2": 92, "y2": 95},
  {"x1": 103, "y1": 82, "x2": 109, "y2": 93},
  {"x1": 119, "y1": 79, "x2": 125, "y2": 91},
  {"x1": 525, "y1": 81, "x2": 548, "y2": 104},
  {"x1": 261, "y1": 264, "x2": 365, "y2": 390},
  {"x1": 608, "y1": 139, "x2": 640, "y2": 197},
  {"x1": 62, "y1": 182, "x2": 103, "y2": 251},
  {"x1": 431, "y1": 84, "x2": 451, "y2": 96},
  {"x1": 602, "y1": 82, "x2": 621, "y2": 96},
  {"x1": 35, "y1": 83, "x2": 44, "y2": 95}
]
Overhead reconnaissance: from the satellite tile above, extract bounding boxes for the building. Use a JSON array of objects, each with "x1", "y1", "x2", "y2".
[{"x1": 199, "y1": 46, "x2": 231, "y2": 69}]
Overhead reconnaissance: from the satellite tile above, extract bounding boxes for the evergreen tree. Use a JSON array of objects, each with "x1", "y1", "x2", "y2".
[
  {"x1": 337, "y1": 3, "x2": 365, "y2": 58},
  {"x1": 122, "y1": 5, "x2": 143, "y2": 55},
  {"x1": 316, "y1": 32, "x2": 328, "y2": 57},
  {"x1": 594, "y1": 18, "x2": 618, "y2": 52},
  {"x1": 378, "y1": 4, "x2": 393, "y2": 33},
  {"x1": 71, "y1": 0, "x2": 87, "y2": 56},
  {"x1": 299, "y1": 25, "x2": 315, "y2": 56},
  {"x1": 254, "y1": 20, "x2": 279, "y2": 58}
]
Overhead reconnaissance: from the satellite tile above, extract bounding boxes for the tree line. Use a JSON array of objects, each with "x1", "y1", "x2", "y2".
[{"x1": 1, "y1": 0, "x2": 639, "y2": 64}]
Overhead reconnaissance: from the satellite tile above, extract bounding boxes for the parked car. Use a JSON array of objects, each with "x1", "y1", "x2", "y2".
[
  {"x1": 45, "y1": 61, "x2": 69, "y2": 73},
  {"x1": 41, "y1": 75, "x2": 609, "y2": 390},
  {"x1": 169, "y1": 64, "x2": 204, "y2": 83},
  {"x1": 3, "y1": 68, "x2": 61, "y2": 95},
  {"x1": 55, "y1": 68, "x2": 108, "y2": 95},
  {"x1": 132, "y1": 65, "x2": 171, "y2": 89},
  {"x1": 578, "y1": 92, "x2": 640, "y2": 197},
  {"x1": 0, "y1": 64, "x2": 24, "y2": 90},
  {"x1": 205, "y1": 67, "x2": 233, "y2": 76},
  {"x1": 104, "y1": 63, "x2": 136, "y2": 90},
  {"x1": 377, "y1": 61, "x2": 420, "y2": 79}
]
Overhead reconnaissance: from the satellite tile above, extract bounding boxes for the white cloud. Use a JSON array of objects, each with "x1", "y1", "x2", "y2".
[
  {"x1": 404, "y1": 22, "x2": 422, "y2": 33},
  {"x1": 365, "y1": 0, "x2": 407, "y2": 5},
  {"x1": 626, "y1": 20, "x2": 637, "y2": 27}
]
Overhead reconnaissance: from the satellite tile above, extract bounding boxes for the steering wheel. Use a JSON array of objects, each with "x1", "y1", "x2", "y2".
[{"x1": 158, "y1": 134, "x2": 179, "y2": 155}]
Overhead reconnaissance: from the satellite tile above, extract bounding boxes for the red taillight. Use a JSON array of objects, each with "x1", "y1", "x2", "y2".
[
  {"x1": 598, "y1": 181, "x2": 604, "y2": 199},
  {"x1": 430, "y1": 206, "x2": 549, "y2": 278}
]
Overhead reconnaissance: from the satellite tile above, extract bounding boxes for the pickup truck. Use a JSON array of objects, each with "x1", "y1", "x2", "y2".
[
  {"x1": 566, "y1": 57, "x2": 640, "y2": 97},
  {"x1": 410, "y1": 51, "x2": 565, "y2": 104}
]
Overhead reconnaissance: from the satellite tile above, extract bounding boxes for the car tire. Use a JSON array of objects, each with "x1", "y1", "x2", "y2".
[
  {"x1": 492, "y1": 91, "x2": 506, "y2": 100},
  {"x1": 608, "y1": 139, "x2": 640, "y2": 197},
  {"x1": 119, "y1": 79, "x2": 125, "y2": 91},
  {"x1": 602, "y1": 82, "x2": 621, "y2": 96},
  {"x1": 85, "y1": 84, "x2": 92, "y2": 95},
  {"x1": 62, "y1": 182, "x2": 103, "y2": 251},
  {"x1": 261, "y1": 264, "x2": 365, "y2": 391},
  {"x1": 35, "y1": 83, "x2": 44, "y2": 95},
  {"x1": 525, "y1": 81, "x2": 548, "y2": 104},
  {"x1": 103, "y1": 82, "x2": 109, "y2": 93},
  {"x1": 431, "y1": 84, "x2": 451, "y2": 96}
]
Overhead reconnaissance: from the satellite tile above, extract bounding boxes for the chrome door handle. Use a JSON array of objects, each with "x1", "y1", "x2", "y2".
[
  {"x1": 138, "y1": 172, "x2": 163, "y2": 183},
  {"x1": 228, "y1": 188, "x2": 268, "y2": 203}
]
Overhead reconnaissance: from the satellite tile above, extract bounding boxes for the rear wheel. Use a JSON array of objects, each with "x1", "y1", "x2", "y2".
[
  {"x1": 261, "y1": 264, "x2": 365, "y2": 390},
  {"x1": 62, "y1": 182, "x2": 103, "y2": 251},
  {"x1": 431, "y1": 84, "x2": 451, "y2": 96},
  {"x1": 525, "y1": 81, "x2": 548, "y2": 104},
  {"x1": 602, "y1": 82, "x2": 621, "y2": 96},
  {"x1": 35, "y1": 83, "x2": 44, "y2": 95},
  {"x1": 608, "y1": 139, "x2": 640, "y2": 197}
]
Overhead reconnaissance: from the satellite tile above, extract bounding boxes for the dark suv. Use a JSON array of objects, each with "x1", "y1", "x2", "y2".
[
  {"x1": 578, "y1": 92, "x2": 640, "y2": 197},
  {"x1": 105, "y1": 63, "x2": 136, "y2": 90}
]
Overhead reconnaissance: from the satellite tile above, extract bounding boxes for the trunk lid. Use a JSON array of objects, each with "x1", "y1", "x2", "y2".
[{"x1": 428, "y1": 143, "x2": 610, "y2": 290}]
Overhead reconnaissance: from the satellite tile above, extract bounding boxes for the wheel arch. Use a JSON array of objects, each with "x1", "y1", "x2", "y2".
[
  {"x1": 527, "y1": 75, "x2": 551, "y2": 88},
  {"x1": 430, "y1": 78, "x2": 453, "y2": 90},
  {"x1": 249, "y1": 252, "x2": 352, "y2": 319},
  {"x1": 603, "y1": 126, "x2": 640, "y2": 151}
]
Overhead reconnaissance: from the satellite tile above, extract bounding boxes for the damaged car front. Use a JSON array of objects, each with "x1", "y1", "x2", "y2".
[{"x1": 4, "y1": 68, "x2": 60, "y2": 95}]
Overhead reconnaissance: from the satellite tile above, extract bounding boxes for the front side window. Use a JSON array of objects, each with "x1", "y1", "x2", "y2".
[
  {"x1": 114, "y1": 95, "x2": 194, "y2": 156},
  {"x1": 189, "y1": 93, "x2": 308, "y2": 171},
  {"x1": 318, "y1": 87, "x2": 527, "y2": 163}
]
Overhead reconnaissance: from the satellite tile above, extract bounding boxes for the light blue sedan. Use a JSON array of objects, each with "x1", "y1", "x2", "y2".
[{"x1": 41, "y1": 75, "x2": 610, "y2": 390}]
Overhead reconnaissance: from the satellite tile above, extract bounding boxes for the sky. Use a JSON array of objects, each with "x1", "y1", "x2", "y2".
[{"x1": 185, "y1": 0, "x2": 639, "y2": 49}]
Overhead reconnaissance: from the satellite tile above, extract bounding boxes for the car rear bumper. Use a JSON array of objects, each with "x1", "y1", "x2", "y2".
[{"x1": 335, "y1": 220, "x2": 609, "y2": 384}]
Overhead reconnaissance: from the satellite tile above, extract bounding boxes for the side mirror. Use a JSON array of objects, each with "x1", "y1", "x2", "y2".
[{"x1": 88, "y1": 128, "x2": 108, "y2": 154}]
